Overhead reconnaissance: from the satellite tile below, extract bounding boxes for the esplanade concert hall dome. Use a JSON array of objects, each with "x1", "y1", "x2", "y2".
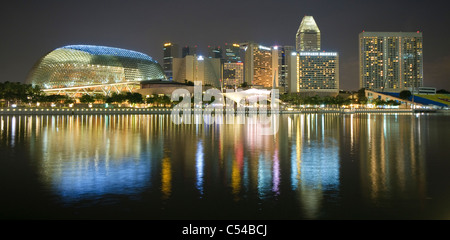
[{"x1": 26, "y1": 45, "x2": 166, "y2": 89}]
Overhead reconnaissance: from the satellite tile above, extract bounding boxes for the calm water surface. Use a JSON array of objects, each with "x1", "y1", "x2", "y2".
[{"x1": 0, "y1": 113, "x2": 449, "y2": 219}]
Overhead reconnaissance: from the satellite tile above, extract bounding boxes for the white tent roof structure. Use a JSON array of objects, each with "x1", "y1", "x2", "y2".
[{"x1": 222, "y1": 88, "x2": 281, "y2": 105}]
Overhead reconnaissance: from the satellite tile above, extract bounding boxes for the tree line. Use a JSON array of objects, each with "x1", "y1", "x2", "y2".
[
  {"x1": 0, "y1": 81, "x2": 174, "y2": 107},
  {"x1": 280, "y1": 88, "x2": 408, "y2": 107},
  {"x1": 2, "y1": 82, "x2": 420, "y2": 108},
  {"x1": 280, "y1": 93, "x2": 353, "y2": 107},
  {"x1": 0, "y1": 81, "x2": 41, "y2": 106}
]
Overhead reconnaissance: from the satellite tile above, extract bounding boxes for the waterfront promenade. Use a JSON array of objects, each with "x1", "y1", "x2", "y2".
[{"x1": 0, "y1": 107, "x2": 428, "y2": 115}]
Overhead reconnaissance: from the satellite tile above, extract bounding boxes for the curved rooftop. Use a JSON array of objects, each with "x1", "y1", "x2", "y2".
[
  {"x1": 296, "y1": 15, "x2": 321, "y2": 52},
  {"x1": 27, "y1": 45, "x2": 166, "y2": 89},
  {"x1": 297, "y1": 15, "x2": 320, "y2": 33},
  {"x1": 58, "y1": 45, "x2": 157, "y2": 62}
]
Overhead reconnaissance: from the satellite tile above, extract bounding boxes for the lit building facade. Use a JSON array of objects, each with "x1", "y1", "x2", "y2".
[
  {"x1": 296, "y1": 16, "x2": 321, "y2": 52},
  {"x1": 26, "y1": 45, "x2": 166, "y2": 90},
  {"x1": 223, "y1": 62, "x2": 244, "y2": 88},
  {"x1": 288, "y1": 52, "x2": 298, "y2": 93},
  {"x1": 242, "y1": 42, "x2": 274, "y2": 88},
  {"x1": 163, "y1": 42, "x2": 179, "y2": 80},
  {"x1": 359, "y1": 31, "x2": 423, "y2": 92},
  {"x1": 274, "y1": 45, "x2": 295, "y2": 92},
  {"x1": 224, "y1": 43, "x2": 242, "y2": 63},
  {"x1": 296, "y1": 52, "x2": 339, "y2": 96},
  {"x1": 172, "y1": 55, "x2": 221, "y2": 88}
]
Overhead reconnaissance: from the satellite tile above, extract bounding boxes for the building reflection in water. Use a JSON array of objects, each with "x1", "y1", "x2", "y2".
[
  {"x1": 161, "y1": 156, "x2": 172, "y2": 200},
  {"x1": 288, "y1": 114, "x2": 340, "y2": 218},
  {"x1": 0, "y1": 115, "x2": 170, "y2": 203},
  {"x1": 196, "y1": 140, "x2": 204, "y2": 196},
  {"x1": 0, "y1": 113, "x2": 429, "y2": 218},
  {"x1": 351, "y1": 113, "x2": 427, "y2": 205}
]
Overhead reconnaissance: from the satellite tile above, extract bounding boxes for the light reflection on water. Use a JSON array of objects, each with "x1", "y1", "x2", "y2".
[
  {"x1": 0, "y1": 113, "x2": 447, "y2": 219},
  {"x1": 26, "y1": 115, "x2": 164, "y2": 203}
]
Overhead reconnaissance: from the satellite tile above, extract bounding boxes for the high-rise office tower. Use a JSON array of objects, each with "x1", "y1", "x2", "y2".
[
  {"x1": 241, "y1": 42, "x2": 274, "y2": 88},
  {"x1": 296, "y1": 52, "x2": 339, "y2": 96},
  {"x1": 223, "y1": 62, "x2": 244, "y2": 88},
  {"x1": 222, "y1": 43, "x2": 243, "y2": 89},
  {"x1": 359, "y1": 31, "x2": 423, "y2": 92},
  {"x1": 207, "y1": 46, "x2": 223, "y2": 59},
  {"x1": 224, "y1": 43, "x2": 242, "y2": 63},
  {"x1": 288, "y1": 52, "x2": 299, "y2": 94},
  {"x1": 274, "y1": 45, "x2": 295, "y2": 92},
  {"x1": 296, "y1": 16, "x2": 321, "y2": 52},
  {"x1": 182, "y1": 45, "x2": 198, "y2": 58},
  {"x1": 163, "y1": 43, "x2": 179, "y2": 80},
  {"x1": 172, "y1": 54, "x2": 221, "y2": 88}
]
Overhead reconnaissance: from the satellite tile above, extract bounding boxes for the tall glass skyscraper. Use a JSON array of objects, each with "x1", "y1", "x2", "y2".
[
  {"x1": 224, "y1": 43, "x2": 242, "y2": 63},
  {"x1": 163, "y1": 43, "x2": 179, "y2": 80},
  {"x1": 359, "y1": 32, "x2": 423, "y2": 92},
  {"x1": 296, "y1": 16, "x2": 321, "y2": 52}
]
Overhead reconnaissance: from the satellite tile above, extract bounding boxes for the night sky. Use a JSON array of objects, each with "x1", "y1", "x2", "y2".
[{"x1": 2, "y1": 0, "x2": 449, "y2": 91}]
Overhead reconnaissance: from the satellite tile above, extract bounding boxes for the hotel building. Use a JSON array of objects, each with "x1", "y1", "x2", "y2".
[
  {"x1": 295, "y1": 51, "x2": 339, "y2": 96},
  {"x1": 359, "y1": 31, "x2": 423, "y2": 92}
]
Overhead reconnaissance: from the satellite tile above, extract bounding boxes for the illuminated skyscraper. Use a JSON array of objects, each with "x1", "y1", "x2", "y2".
[
  {"x1": 296, "y1": 16, "x2": 321, "y2": 52},
  {"x1": 274, "y1": 45, "x2": 295, "y2": 92},
  {"x1": 359, "y1": 32, "x2": 423, "y2": 92},
  {"x1": 292, "y1": 16, "x2": 339, "y2": 95},
  {"x1": 241, "y1": 42, "x2": 274, "y2": 88},
  {"x1": 224, "y1": 43, "x2": 242, "y2": 63},
  {"x1": 222, "y1": 43, "x2": 243, "y2": 89},
  {"x1": 163, "y1": 43, "x2": 179, "y2": 80}
]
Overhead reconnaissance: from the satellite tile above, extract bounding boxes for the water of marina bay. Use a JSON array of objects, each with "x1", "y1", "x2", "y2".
[{"x1": 0, "y1": 113, "x2": 449, "y2": 220}]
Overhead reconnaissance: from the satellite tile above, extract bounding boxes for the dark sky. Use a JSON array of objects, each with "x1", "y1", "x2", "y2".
[{"x1": 2, "y1": 0, "x2": 449, "y2": 91}]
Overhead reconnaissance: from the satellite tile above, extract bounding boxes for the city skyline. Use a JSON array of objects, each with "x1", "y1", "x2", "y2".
[
  {"x1": 1, "y1": 0, "x2": 450, "y2": 91},
  {"x1": 1, "y1": 0, "x2": 450, "y2": 224}
]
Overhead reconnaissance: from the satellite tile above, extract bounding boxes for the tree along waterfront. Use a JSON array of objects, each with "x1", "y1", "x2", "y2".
[{"x1": 1, "y1": 82, "x2": 402, "y2": 109}]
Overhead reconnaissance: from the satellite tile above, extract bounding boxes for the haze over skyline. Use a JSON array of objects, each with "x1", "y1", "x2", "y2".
[{"x1": 2, "y1": 0, "x2": 449, "y2": 91}]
